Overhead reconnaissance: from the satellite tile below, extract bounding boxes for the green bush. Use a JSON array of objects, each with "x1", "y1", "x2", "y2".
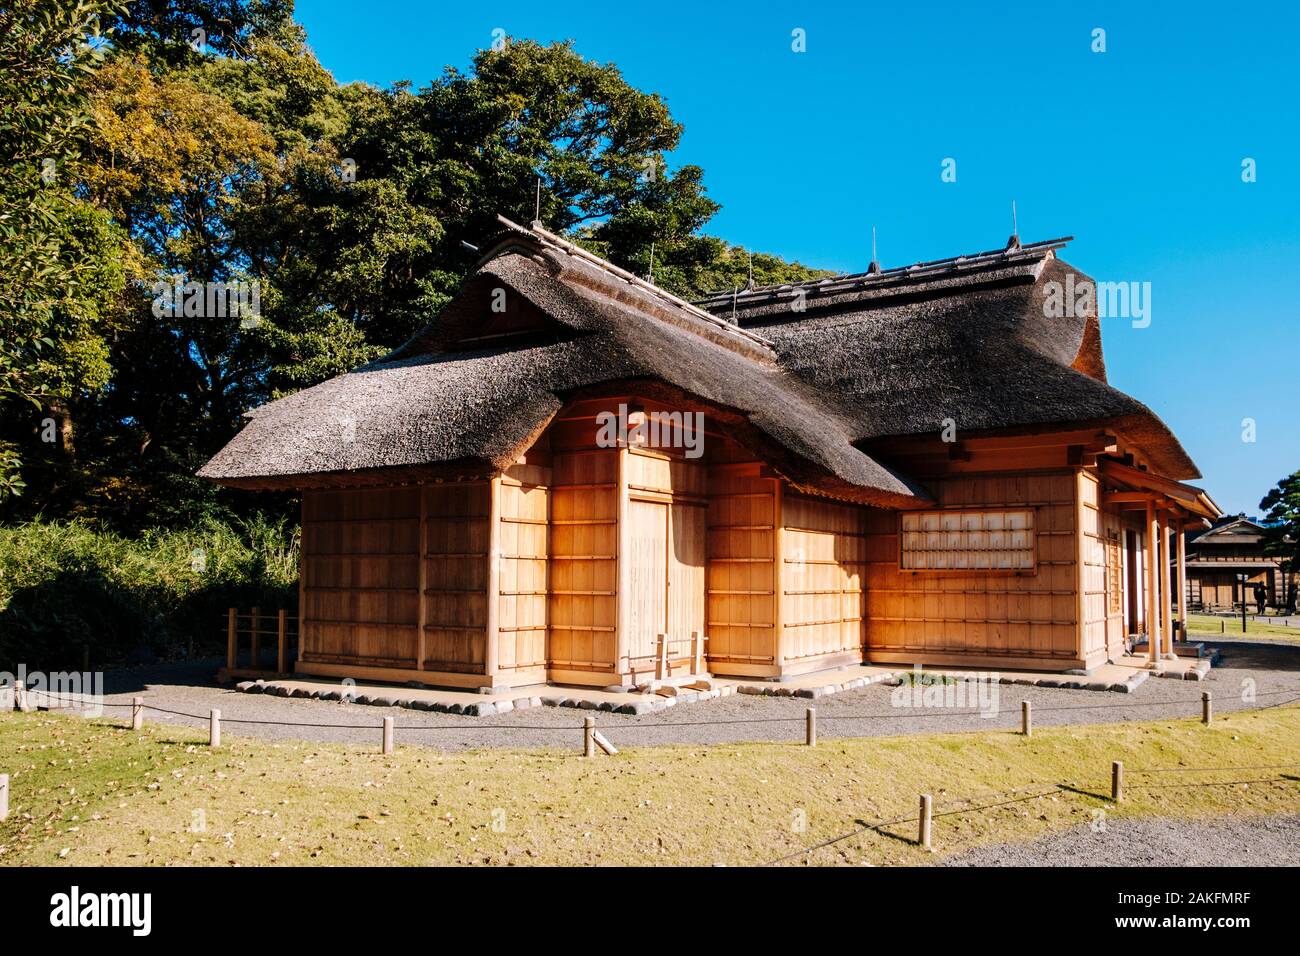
[{"x1": 0, "y1": 516, "x2": 298, "y2": 669}]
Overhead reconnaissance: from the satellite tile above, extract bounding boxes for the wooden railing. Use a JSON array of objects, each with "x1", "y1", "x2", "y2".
[
  {"x1": 225, "y1": 607, "x2": 298, "y2": 676},
  {"x1": 653, "y1": 631, "x2": 707, "y2": 680}
]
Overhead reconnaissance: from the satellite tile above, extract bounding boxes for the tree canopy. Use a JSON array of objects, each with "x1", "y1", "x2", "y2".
[{"x1": 0, "y1": 1, "x2": 830, "y2": 529}]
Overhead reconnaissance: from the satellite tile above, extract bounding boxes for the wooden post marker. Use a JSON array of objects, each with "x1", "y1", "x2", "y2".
[
  {"x1": 583, "y1": 716, "x2": 595, "y2": 757},
  {"x1": 250, "y1": 606, "x2": 260, "y2": 670},
  {"x1": 918, "y1": 793, "x2": 933, "y2": 849},
  {"x1": 0, "y1": 773, "x2": 8, "y2": 822},
  {"x1": 131, "y1": 696, "x2": 144, "y2": 731},
  {"x1": 15, "y1": 680, "x2": 30, "y2": 713},
  {"x1": 1021, "y1": 700, "x2": 1032, "y2": 737},
  {"x1": 1112, "y1": 761, "x2": 1123, "y2": 802},
  {"x1": 1202, "y1": 691, "x2": 1212, "y2": 725},
  {"x1": 209, "y1": 709, "x2": 221, "y2": 748},
  {"x1": 382, "y1": 716, "x2": 394, "y2": 755},
  {"x1": 805, "y1": 707, "x2": 817, "y2": 747},
  {"x1": 226, "y1": 607, "x2": 237, "y2": 670}
]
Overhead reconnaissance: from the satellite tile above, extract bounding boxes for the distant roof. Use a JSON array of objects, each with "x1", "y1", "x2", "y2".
[{"x1": 200, "y1": 218, "x2": 1204, "y2": 496}]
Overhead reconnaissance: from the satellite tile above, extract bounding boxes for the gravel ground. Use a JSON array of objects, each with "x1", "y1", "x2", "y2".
[
  {"x1": 943, "y1": 814, "x2": 1300, "y2": 866},
  {"x1": 64, "y1": 638, "x2": 1300, "y2": 751}
]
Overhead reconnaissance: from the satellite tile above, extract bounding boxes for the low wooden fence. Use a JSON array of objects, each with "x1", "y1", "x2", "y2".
[{"x1": 224, "y1": 607, "x2": 298, "y2": 678}]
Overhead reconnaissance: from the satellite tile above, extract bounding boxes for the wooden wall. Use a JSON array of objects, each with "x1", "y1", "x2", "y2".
[
  {"x1": 547, "y1": 400, "x2": 619, "y2": 678},
  {"x1": 706, "y1": 465, "x2": 778, "y2": 673},
  {"x1": 779, "y1": 493, "x2": 868, "y2": 672},
  {"x1": 863, "y1": 472, "x2": 1083, "y2": 668},
  {"x1": 420, "y1": 481, "x2": 489, "y2": 673},
  {"x1": 495, "y1": 462, "x2": 550, "y2": 678},
  {"x1": 300, "y1": 485, "x2": 421, "y2": 668}
]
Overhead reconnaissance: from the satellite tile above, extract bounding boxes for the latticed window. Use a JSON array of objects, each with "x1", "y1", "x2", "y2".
[
  {"x1": 1106, "y1": 530, "x2": 1123, "y2": 615},
  {"x1": 900, "y1": 509, "x2": 1036, "y2": 570}
]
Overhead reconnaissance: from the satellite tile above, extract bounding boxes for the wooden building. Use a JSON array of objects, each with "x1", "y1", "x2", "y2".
[
  {"x1": 1181, "y1": 516, "x2": 1294, "y2": 611},
  {"x1": 201, "y1": 218, "x2": 1220, "y2": 688}
]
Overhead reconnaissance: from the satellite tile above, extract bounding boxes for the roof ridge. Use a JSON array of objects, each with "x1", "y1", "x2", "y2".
[
  {"x1": 694, "y1": 235, "x2": 1073, "y2": 309},
  {"x1": 490, "y1": 215, "x2": 774, "y2": 354}
]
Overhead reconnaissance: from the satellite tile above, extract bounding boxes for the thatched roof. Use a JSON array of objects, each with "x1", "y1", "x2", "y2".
[
  {"x1": 696, "y1": 240, "x2": 1199, "y2": 479},
  {"x1": 200, "y1": 219, "x2": 1201, "y2": 500}
]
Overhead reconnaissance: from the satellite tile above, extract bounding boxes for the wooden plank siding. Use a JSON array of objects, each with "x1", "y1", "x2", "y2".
[
  {"x1": 706, "y1": 464, "x2": 778, "y2": 673},
  {"x1": 495, "y1": 462, "x2": 550, "y2": 679},
  {"x1": 778, "y1": 493, "x2": 869, "y2": 674},
  {"x1": 862, "y1": 472, "x2": 1085, "y2": 670},
  {"x1": 300, "y1": 485, "x2": 421, "y2": 668}
]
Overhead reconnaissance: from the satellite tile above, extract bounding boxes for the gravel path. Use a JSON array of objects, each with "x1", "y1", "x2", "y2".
[
  {"x1": 944, "y1": 814, "x2": 1300, "y2": 866},
  {"x1": 68, "y1": 638, "x2": 1300, "y2": 751}
]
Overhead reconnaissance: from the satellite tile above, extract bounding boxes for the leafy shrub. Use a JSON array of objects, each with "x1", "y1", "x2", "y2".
[{"x1": 0, "y1": 515, "x2": 298, "y2": 669}]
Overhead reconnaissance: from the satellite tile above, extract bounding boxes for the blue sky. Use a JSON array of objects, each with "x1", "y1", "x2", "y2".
[{"x1": 297, "y1": 0, "x2": 1298, "y2": 516}]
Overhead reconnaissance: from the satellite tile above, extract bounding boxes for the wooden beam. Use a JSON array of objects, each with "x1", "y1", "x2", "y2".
[
  {"x1": 416, "y1": 483, "x2": 427, "y2": 670},
  {"x1": 1158, "y1": 510, "x2": 1173, "y2": 658}
]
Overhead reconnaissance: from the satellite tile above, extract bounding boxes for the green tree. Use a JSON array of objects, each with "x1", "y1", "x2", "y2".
[
  {"x1": 1260, "y1": 470, "x2": 1300, "y2": 612},
  {"x1": 0, "y1": 0, "x2": 127, "y2": 501}
]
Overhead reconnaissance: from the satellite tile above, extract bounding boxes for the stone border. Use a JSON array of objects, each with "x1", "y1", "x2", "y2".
[{"x1": 235, "y1": 679, "x2": 736, "y2": 717}]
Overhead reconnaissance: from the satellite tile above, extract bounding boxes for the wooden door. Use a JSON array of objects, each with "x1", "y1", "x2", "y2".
[
  {"x1": 627, "y1": 499, "x2": 669, "y2": 665},
  {"x1": 667, "y1": 501, "x2": 707, "y2": 647}
]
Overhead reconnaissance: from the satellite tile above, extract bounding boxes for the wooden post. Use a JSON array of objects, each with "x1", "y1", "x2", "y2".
[
  {"x1": 1202, "y1": 690, "x2": 1212, "y2": 724},
  {"x1": 1145, "y1": 501, "x2": 1159, "y2": 667},
  {"x1": 485, "y1": 475, "x2": 501, "y2": 684},
  {"x1": 416, "y1": 482, "x2": 427, "y2": 671},
  {"x1": 0, "y1": 773, "x2": 7, "y2": 822},
  {"x1": 250, "y1": 605, "x2": 260, "y2": 670},
  {"x1": 226, "y1": 607, "x2": 237, "y2": 670},
  {"x1": 592, "y1": 730, "x2": 618, "y2": 755},
  {"x1": 1176, "y1": 517, "x2": 1188, "y2": 642},
  {"x1": 655, "y1": 633, "x2": 668, "y2": 682},
  {"x1": 14, "y1": 680, "x2": 29, "y2": 713},
  {"x1": 583, "y1": 716, "x2": 595, "y2": 758},
  {"x1": 277, "y1": 609, "x2": 288, "y2": 674},
  {"x1": 918, "y1": 793, "x2": 932, "y2": 849},
  {"x1": 1112, "y1": 761, "x2": 1123, "y2": 802},
  {"x1": 382, "y1": 716, "x2": 394, "y2": 755},
  {"x1": 690, "y1": 630, "x2": 703, "y2": 676},
  {"x1": 1021, "y1": 700, "x2": 1032, "y2": 737},
  {"x1": 131, "y1": 696, "x2": 144, "y2": 731},
  {"x1": 1159, "y1": 513, "x2": 1174, "y2": 658},
  {"x1": 209, "y1": 709, "x2": 221, "y2": 748},
  {"x1": 805, "y1": 707, "x2": 817, "y2": 747}
]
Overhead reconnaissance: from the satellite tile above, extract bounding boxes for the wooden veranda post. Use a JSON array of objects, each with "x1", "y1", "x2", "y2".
[
  {"x1": 655, "y1": 633, "x2": 668, "y2": 681},
  {"x1": 690, "y1": 630, "x2": 703, "y2": 676},
  {"x1": 1145, "y1": 501, "x2": 1159, "y2": 667},
  {"x1": 1158, "y1": 515, "x2": 1173, "y2": 658},
  {"x1": 277, "y1": 609, "x2": 288, "y2": 674},
  {"x1": 1176, "y1": 517, "x2": 1188, "y2": 641},
  {"x1": 226, "y1": 607, "x2": 237, "y2": 670}
]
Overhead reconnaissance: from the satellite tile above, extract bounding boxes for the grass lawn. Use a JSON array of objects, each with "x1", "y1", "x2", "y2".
[
  {"x1": 2, "y1": 706, "x2": 1299, "y2": 867},
  {"x1": 1187, "y1": 613, "x2": 1300, "y2": 642}
]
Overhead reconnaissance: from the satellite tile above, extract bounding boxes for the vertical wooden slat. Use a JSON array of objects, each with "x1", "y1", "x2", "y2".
[
  {"x1": 772, "y1": 479, "x2": 785, "y2": 671},
  {"x1": 615, "y1": 446, "x2": 630, "y2": 678},
  {"x1": 1176, "y1": 517, "x2": 1187, "y2": 642}
]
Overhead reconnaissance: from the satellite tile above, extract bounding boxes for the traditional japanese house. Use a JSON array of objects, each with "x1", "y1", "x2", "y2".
[
  {"x1": 200, "y1": 217, "x2": 1221, "y2": 689},
  {"x1": 1181, "y1": 516, "x2": 1293, "y2": 611}
]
